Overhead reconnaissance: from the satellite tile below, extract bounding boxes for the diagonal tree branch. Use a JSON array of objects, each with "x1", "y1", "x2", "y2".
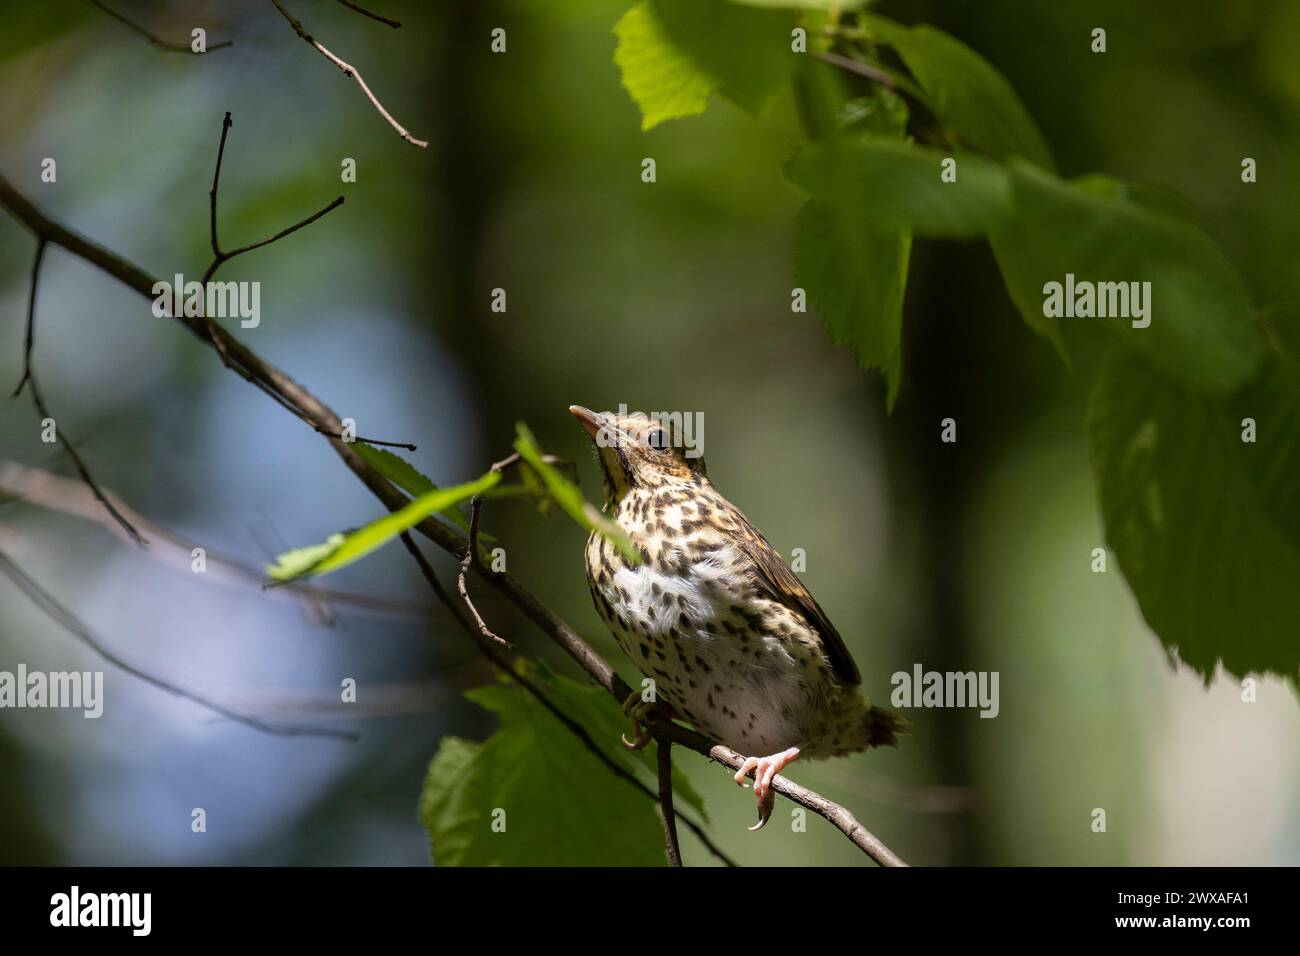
[
  {"x1": 334, "y1": 0, "x2": 402, "y2": 29},
  {"x1": 10, "y1": 239, "x2": 41, "y2": 399},
  {"x1": 0, "y1": 549, "x2": 356, "y2": 741},
  {"x1": 0, "y1": 172, "x2": 906, "y2": 867},
  {"x1": 270, "y1": 0, "x2": 428, "y2": 148},
  {"x1": 0, "y1": 459, "x2": 437, "y2": 622},
  {"x1": 11, "y1": 239, "x2": 145, "y2": 545},
  {"x1": 87, "y1": 0, "x2": 232, "y2": 53}
]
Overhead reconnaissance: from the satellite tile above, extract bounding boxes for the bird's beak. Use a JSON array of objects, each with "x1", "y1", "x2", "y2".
[{"x1": 569, "y1": 405, "x2": 604, "y2": 441}]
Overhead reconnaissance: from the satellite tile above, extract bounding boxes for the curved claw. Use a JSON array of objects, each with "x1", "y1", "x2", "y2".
[
  {"x1": 618, "y1": 694, "x2": 676, "y2": 751},
  {"x1": 733, "y1": 756, "x2": 760, "y2": 790},
  {"x1": 733, "y1": 747, "x2": 800, "y2": 833}
]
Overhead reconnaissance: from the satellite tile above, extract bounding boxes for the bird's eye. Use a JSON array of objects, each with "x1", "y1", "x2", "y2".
[{"x1": 647, "y1": 429, "x2": 668, "y2": 450}]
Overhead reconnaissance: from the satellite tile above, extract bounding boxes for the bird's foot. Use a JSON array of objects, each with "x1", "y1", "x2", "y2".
[
  {"x1": 619, "y1": 690, "x2": 676, "y2": 751},
  {"x1": 734, "y1": 747, "x2": 801, "y2": 831}
]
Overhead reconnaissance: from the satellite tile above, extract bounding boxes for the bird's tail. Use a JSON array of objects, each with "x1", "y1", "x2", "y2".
[{"x1": 865, "y1": 704, "x2": 907, "y2": 748}]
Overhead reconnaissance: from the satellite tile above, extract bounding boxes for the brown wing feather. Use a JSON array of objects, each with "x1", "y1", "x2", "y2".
[{"x1": 727, "y1": 507, "x2": 861, "y2": 687}]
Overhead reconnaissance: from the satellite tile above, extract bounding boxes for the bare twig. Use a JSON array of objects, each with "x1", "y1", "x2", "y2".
[
  {"x1": 334, "y1": 0, "x2": 402, "y2": 29},
  {"x1": 456, "y1": 491, "x2": 512, "y2": 649},
  {"x1": 657, "y1": 737, "x2": 683, "y2": 867},
  {"x1": 199, "y1": 113, "x2": 413, "y2": 451},
  {"x1": 0, "y1": 460, "x2": 436, "y2": 621},
  {"x1": 270, "y1": 0, "x2": 428, "y2": 148},
  {"x1": 87, "y1": 0, "x2": 232, "y2": 53},
  {"x1": 813, "y1": 49, "x2": 899, "y2": 90},
  {"x1": 0, "y1": 550, "x2": 356, "y2": 741},
  {"x1": 0, "y1": 174, "x2": 905, "y2": 866},
  {"x1": 207, "y1": 111, "x2": 232, "y2": 259},
  {"x1": 203, "y1": 111, "x2": 345, "y2": 282},
  {"x1": 10, "y1": 240, "x2": 40, "y2": 399},
  {"x1": 12, "y1": 240, "x2": 145, "y2": 545},
  {"x1": 453, "y1": 450, "x2": 557, "y2": 650}
]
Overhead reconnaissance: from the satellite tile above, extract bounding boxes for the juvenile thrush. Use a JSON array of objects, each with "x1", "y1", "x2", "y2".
[{"x1": 570, "y1": 405, "x2": 902, "y2": 830}]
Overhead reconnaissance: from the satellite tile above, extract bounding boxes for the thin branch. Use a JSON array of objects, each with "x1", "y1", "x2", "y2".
[
  {"x1": 203, "y1": 110, "x2": 345, "y2": 280},
  {"x1": 198, "y1": 113, "x2": 413, "y2": 451},
  {"x1": 87, "y1": 0, "x2": 231, "y2": 53},
  {"x1": 203, "y1": 198, "x2": 347, "y2": 283},
  {"x1": 813, "y1": 49, "x2": 900, "y2": 91},
  {"x1": 334, "y1": 0, "x2": 402, "y2": 29},
  {"x1": 657, "y1": 738, "x2": 683, "y2": 867},
  {"x1": 208, "y1": 111, "x2": 232, "y2": 259},
  {"x1": 12, "y1": 240, "x2": 145, "y2": 545},
  {"x1": 10, "y1": 239, "x2": 41, "y2": 398},
  {"x1": 0, "y1": 460, "x2": 437, "y2": 622},
  {"x1": 456, "y1": 521, "x2": 513, "y2": 647},
  {"x1": 813, "y1": 48, "x2": 967, "y2": 154},
  {"x1": 452, "y1": 450, "x2": 580, "y2": 647},
  {"x1": 453, "y1": 451, "x2": 545, "y2": 650},
  {"x1": 0, "y1": 550, "x2": 356, "y2": 741},
  {"x1": 270, "y1": 0, "x2": 429, "y2": 148},
  {"x1": 0, "y1": 174, "x2": 904, "y2": 866}
]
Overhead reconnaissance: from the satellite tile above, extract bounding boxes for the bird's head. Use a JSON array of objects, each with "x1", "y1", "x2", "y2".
[{"x1": 569, "y1": 405, "x2": 707, "y2": 505}]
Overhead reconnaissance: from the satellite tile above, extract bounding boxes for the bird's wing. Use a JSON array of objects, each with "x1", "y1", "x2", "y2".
[{"x1": 727, "y1": 507, "x2": 862, "y2": 687}]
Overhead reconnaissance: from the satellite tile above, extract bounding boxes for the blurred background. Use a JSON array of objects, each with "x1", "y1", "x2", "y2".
[{"x1": 1, "y1": 0, "x2": 1297, "y2": 866}]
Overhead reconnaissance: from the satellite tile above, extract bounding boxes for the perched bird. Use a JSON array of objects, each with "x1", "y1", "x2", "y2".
[{"x1": 570, "y1": 405, "x2": 902, "y2": 829}]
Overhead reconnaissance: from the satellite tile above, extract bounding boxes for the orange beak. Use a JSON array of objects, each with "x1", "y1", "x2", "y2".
[{"x1": 568, "y1": 405, "x2": 604, "y2": 441}]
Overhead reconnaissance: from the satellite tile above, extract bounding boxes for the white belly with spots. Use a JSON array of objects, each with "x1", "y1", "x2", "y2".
[{"x1": 598, "y1": 550, "x2": 819, "y2": 755}]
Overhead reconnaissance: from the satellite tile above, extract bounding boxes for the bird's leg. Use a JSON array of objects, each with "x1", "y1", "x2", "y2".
[
  {"x1": 619, "y1": 690, "x2": 677, "y2": 751},
  {"x1": 734, "y1": 747, "x2": 801, "y2": 831}
]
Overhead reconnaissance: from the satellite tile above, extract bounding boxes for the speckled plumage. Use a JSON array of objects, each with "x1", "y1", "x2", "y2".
[{"x1": 572, "y1": 407, "x2": 901, "y2": 765}]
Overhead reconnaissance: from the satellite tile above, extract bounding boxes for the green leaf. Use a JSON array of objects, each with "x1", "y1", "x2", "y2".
[
  {"x1": 991, "y1": 161, "x2": 1262, "y2": 393},
  {"x1": 419, "y1": 674, "x2": 669, "y2": 866},
  {"x1": 859, "y1": 13, "x2": 1054, "y2": 170},
  {"x1": 353, "y1": 442, "x2": 483, "y2": 539},
  {"x1": 613, "y1": 0, "x2": 796, "y2": 130},
  {"x1": 532, "y1": 664, "x2": 709, "y2": 821},
  {"x1": 514, "y1": 424, "x2": 641, "y2": 564},
  {"x1": 728, "y1": 0, "x2": 867, "y2": 8},
  {"x1": 838, "y1": 90, "x2": 910, "y2": 135},
  {"x1": 788, "y1": 135, "x2": 1011, "y2": 239},
  {"x1": 264, "y1": 536, "x2": 346, "y2": 581},
  {"x1": 353, "y1": 442, "x2": 436, "y2": 496},
  {"x1": 1260, "y1": 304, "x2": 1300, "y2": 365},
  {"x1": 795, "y1": 198, "x2": 910, "y2": 410},
  {"x1": 613, "y1": 2, "x2": 716, "y2": 130},
  {"x1": 266, "y1": 472, "x2": 501, "y2": 581},
  {"x1": 1071, "y1": 175, "x2": 1200, "y2": 226},
  {"x1": 1229, "y1": 321, "x2": 1300, "y2": 551},
  {"x1": 651, "y1": 0, "x2": 795, "y2": 116},
  {"x1": 1088, "y1": 349, "x2": 1300, "y2": 682}
]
